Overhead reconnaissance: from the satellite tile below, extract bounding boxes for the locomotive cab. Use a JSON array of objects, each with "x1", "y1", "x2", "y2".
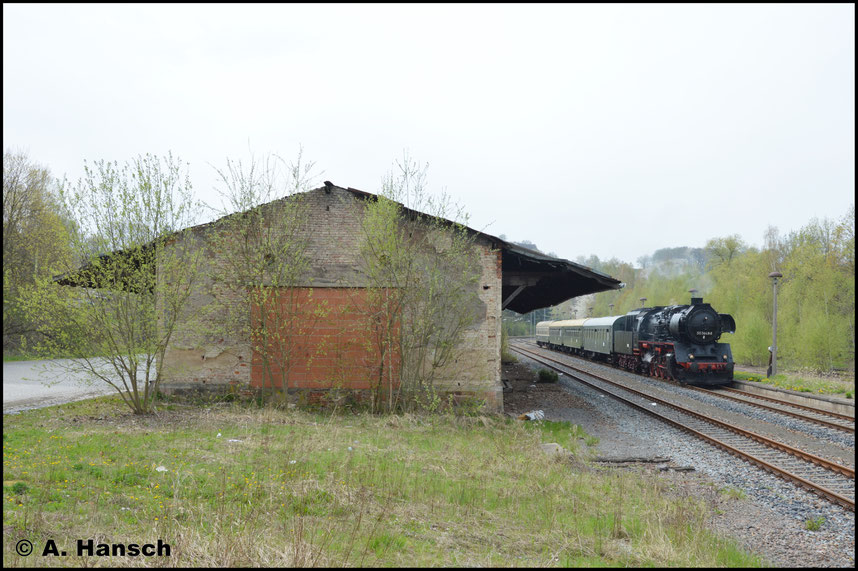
[{"x1": 719, "y1": 313, "x2": 736, "y2": 334}]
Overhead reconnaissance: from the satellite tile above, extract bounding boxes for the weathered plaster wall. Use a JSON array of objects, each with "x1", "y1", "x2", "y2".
[{"x1": 159, "y1": 186, "x2": 503, "y2": 411}]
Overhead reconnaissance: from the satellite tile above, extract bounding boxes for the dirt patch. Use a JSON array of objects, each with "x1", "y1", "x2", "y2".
[
  {"x1": 501, "y1": 356, "x2": 666, "y2": 460},
  {"x1": 501, "y1": 359, "x2": 587, "y2": 417}
]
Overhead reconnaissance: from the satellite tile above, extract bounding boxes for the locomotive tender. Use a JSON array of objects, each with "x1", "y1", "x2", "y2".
[{"x1": 535, "y1": 297, "x2": 736, "y2": 386}]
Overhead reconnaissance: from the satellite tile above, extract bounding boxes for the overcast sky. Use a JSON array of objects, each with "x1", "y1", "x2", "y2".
[{"x1": 4, "y1": 4, "x2": 854, "y2": 266}]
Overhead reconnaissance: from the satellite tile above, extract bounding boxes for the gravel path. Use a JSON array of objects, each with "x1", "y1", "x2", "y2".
[
  {"x1": 3, "y1": 358, "x2": 117, "y2": 414},
  {"x1": 503, "y1": 354, "x2": 855, "y2": 568}
]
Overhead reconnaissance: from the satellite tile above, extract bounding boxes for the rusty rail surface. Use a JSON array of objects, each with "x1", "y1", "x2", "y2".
[
  {"x1": 690, "y1": 386, "x2": 854, "y2": 433},
  {"x1": 511, "y1": 343, "x2": 855, "y2": 512},
  {"x1": 713, "y1": 386, "x2": 854, "y2": 423}
]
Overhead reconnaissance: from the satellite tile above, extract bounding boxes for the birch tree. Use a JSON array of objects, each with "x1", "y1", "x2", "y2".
[
  {"x1": 355, "y1": 152, "x2": 483, "y2": 412},
  {"x1": 17, "y1": 153, "x2": 203, "y2": 414},
  {"x1": 203, "y1": 149, "x2": 325, "y2": 404}
]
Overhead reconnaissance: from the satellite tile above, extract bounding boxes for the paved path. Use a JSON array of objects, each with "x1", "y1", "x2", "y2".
[{"x1": 3, "y1": 358, "x2": 119, "y2": 414}]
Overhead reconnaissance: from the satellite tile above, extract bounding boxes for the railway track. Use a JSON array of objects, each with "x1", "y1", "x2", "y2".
[
  {"x1": 519, "y1": 339, "x2": 854, "y2": 435},
  {"x1": 700, "y1": 385, "x2": 854, "y2": 433},
  {"x1": 510, "y1": 341, "x2": 855, "y2": 511}
]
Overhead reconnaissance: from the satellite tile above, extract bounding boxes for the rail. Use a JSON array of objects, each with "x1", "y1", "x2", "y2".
[{"x1": 510, "y1": 342, "x2": 855, "y2": 511}]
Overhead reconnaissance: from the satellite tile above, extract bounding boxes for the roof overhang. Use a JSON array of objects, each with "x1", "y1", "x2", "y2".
[
  {"x1": 340, "y1": 185, "x2": 623, "y2": 313},
  {"x1": 54, "y1": 183, "x2": 624, "y2": 308},
  {"x1": 497, "y1": 242, "x2": 622, "y2": 313},
  {"x1": 53, "y1": 243, "x2": 156, "y2": 293}
]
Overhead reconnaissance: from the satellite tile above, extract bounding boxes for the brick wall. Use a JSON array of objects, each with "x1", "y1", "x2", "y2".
[{"x1": 250, "y1": 286, "x2": 399, "y2": 391}]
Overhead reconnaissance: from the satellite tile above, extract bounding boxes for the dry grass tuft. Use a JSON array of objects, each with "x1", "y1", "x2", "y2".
[{"x1": 3, "y1": 396, "x2": 765, "y2": 567}]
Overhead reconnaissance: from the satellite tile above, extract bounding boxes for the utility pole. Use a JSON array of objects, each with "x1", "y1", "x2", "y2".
[{"x1": 768, "y1": 271, "x2": 783, "y2": 376}]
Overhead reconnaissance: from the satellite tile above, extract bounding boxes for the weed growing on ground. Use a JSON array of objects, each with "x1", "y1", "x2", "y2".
[
  {"x1": 2, "y1": 396, "x2": 765, "y2": 567},
  {"x1": 734, "y1": 369, "x2": 854, "y2": 398},
  {"x1": 718, "y1": 486, "x2": 747, "y2": 501}
]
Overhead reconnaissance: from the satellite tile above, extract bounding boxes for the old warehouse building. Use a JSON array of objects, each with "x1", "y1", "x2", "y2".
[{"x1": 60, "y1": 182, "x2": 622, "y2": 412}]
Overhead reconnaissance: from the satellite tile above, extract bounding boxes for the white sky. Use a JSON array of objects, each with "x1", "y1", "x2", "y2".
[{"x1": 4, "y1": 3, "x2": 854, "y2": 266}]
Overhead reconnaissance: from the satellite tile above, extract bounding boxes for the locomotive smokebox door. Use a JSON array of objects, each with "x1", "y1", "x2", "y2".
[{"x1": 668, "y1": 305, "x2": 721, "y2": 344}]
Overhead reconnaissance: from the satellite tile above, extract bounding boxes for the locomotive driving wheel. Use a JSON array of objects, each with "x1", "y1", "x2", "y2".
[
  {"x1": 650, "y1": 353, "x2": 676, "y2": 381},
  {"x1": 665, "y1": 353, "x2": 683, "y2": 383},
  {"x1": 646, "y1": 355, "x2": 658, "y2": 378}
]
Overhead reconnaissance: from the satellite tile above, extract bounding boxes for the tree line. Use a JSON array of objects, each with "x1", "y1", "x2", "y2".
[
  {"x1": 503, "y1": 211, "x2": 855, "y2": 373},
  {"x1": 3, "y1": 148, "x2": 483, "y2": 415},
  {"x1": 5, "y1": 146, "x2": 852, "y2": 418}
]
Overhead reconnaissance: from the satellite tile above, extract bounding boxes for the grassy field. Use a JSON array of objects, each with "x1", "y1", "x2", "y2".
[
  {"x1": 3, "y1": 396, "x2": 765, "y2": 567},
  {"x1": 733, "y1": 368, "x2": 855, "y2": 399},
  {"x1": 3, "y1": 353, "x2": 41, "y2": 362}
]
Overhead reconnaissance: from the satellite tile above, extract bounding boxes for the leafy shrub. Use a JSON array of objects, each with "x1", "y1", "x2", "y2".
[{"x1": 537, "y1": 368, "x2": 558, "y2": 383}]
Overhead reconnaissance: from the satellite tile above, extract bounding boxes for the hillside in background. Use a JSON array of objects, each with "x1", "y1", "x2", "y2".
[{"x1": 504, "y1": 207, "x2": 855, "y2": 372}]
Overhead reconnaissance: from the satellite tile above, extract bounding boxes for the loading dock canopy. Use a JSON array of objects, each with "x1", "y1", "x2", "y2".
[
  {"x1": 340, "y1": 184, "x2": 623, "y2": 313},
  {"x1": 53, "y1": 183, "x2": 624, "y2": 310},
  {"x1": 498, "y1": 242, "x2": 622, "y2": 314}
]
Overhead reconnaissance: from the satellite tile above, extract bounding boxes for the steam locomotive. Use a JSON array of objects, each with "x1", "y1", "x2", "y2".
[{"x1": 535, "y1": 297, "x2": 736, "y2": 387}]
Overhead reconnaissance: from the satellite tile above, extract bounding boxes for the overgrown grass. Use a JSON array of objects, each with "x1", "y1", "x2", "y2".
[
  {"x1": 523, "y1": 419, "x2": 594, "y2": 453},
  {"x1": 3, "y1": 396, "x2": 765, "y2": 567},
  {"x1": 3, "y1": 353, "x2": 42, "y2": 362},
  {"x1": 3, "y1": 349, "x2": 135, "y2": 362},
  {"x1": 718, "y1": 486, "x2": 747, "y2": 501},
  {"x1": 734, "y1": 369, "x2": 854, "y2": 399},
  {"x1": 500, "y1": 326, "x2": 518, "y2": 364}
]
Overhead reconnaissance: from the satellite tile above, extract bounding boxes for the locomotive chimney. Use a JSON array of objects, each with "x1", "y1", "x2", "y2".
[{"x1": 689, "y1": 289, "x2": 701, "y2": 305}]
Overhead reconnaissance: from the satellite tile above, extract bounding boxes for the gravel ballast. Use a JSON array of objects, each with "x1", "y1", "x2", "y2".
[{"x1": 503, "y1": 353, "x2": 855, "y2": 568}]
